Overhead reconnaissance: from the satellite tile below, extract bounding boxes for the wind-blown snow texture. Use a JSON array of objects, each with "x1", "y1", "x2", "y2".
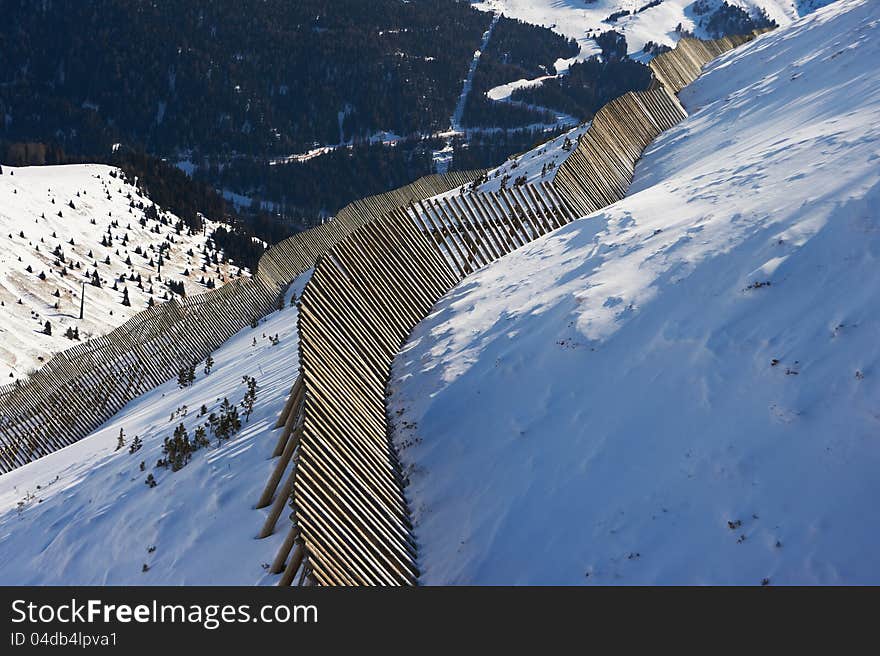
[
  {"x1": 391, "y1": 0, "x2": 880, "y2": 585},
  {"x1": 0, "y1": 274, "x2": 308, "y2": 585}
]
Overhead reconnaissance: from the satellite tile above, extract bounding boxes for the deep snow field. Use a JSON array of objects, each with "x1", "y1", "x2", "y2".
[
  {"x1": 0, "y1": 164, "x2": 239, "y2": 382},
  {"x1": 391, "y1": 0, "x2": 880, "y2": 584},
  {"x1": 0, "y1": 273, "x2": 308, "y2": 585}
]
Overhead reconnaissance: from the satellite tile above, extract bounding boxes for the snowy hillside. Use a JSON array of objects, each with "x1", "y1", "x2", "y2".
[
  {"x1": 0, "y1": 274, "x2": 308, "y2": 585},
  {"x1": 437, "y1": 122, "x2": 591, "y2": 197},
  {"x1": 391, "y1": 0, "x2": 880, "y2": 584},
  {"x1": 475, "y1": 0, "x2": 832, "y2": 58},
  {"x1": 0, "y1": 164, "x2": 243, "y2": 382}
]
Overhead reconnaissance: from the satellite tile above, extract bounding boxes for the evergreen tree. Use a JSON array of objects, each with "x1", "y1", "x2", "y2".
[
  {"x1": 241, "y1": 376, "x2": 258, "y2": 421},
  {"x1": 43, "y1": 320, "x2": 52, "y2": 335},
  {"x1": 160, "y1": 423, "x2": 194, "y2": 471},
  {"x1": 116, "y1": 428, "x2": 126, "y2": 451},
  {"x1": 227, "y1": 404, "x2": 241, "y2": 434},
  {"x1": 204, "y1": 354, "x2": 214, "y2": 375},
  {"x1": 193, "y1": 425, "x2": 209, "y2": 449}
]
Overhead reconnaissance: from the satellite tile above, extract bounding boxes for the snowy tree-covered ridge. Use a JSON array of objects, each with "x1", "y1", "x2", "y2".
[
  {"x1": 0, "y1": 164, "x2": 244, "y2": 383},
  {"x1": 273, "y1": 32, "x2": 763, "y2": 585},
  {"x1": 0, "y1": 170, "x2": 485, "y2": 475}
]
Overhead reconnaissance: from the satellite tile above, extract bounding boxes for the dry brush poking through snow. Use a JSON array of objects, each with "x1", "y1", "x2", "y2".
[{"x1": 390, "y1": 0, "x2": 880, "y2": 585}]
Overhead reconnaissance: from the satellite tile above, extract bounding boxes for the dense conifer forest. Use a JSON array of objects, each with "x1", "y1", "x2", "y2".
[
  {"x1": 0, "y1": 0, "x2": 489, "y2": 157},
  {"x1": 461, "y1": 16, "x2": 579, "y2": 128},
  {"x1": 510, "y1": 56, "x2": 653, "y2": 123},
  {"x1": 197, "y1": 139, "x2": 440, "y2": 220}
]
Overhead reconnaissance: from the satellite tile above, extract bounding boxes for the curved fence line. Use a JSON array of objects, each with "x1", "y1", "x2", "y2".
[
  {"x1": 553, "y1": 87, "x2": 687, "y2": 215},
  {"x1": 0, "y1": 169, "x2": 487, "y2": 474},
  {"x1": 258, "y1": 31, "x2": 768, "y2": 585},
  {"x1": 649, "y1": 30, "x2": 772, "y2": 94}
]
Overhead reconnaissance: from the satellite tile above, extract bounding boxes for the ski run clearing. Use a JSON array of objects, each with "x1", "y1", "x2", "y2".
[{"x1": 390, "y1": 0, "x2": 880, "y2": 585}]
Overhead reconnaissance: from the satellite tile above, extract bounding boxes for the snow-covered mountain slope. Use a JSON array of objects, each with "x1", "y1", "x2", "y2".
[
  {"x1": 391, "y1": 0, "x2": 880, "y2": 584},
  {"x1": 0, "y1": 164, "x2": 242, "y2": 382},
  {"x1": 436, "y1": 122, "x2": 591, "y2": 197},
  {"x1": 475, "y1": 0, "x2": 832, "y2": 58},
  {"x1": 0, "y1": 274, "x2": 307, "y2": 585}
]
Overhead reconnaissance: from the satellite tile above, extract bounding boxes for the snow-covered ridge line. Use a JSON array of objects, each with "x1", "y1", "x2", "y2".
[
  {"x1": 270, "y1": 32, "x2": 762, "y2": 586},
  {"x1": 0, "y1": 170, "x2": 487, "y2": 475}
]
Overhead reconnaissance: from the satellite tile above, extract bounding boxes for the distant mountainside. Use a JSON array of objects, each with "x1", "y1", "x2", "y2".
[
  {"x1": 0, "y1": 1, "x2": 583, "y2": 222},
  {"x1": 0, "y1": 0, "x2": 490, "y2": 158},
  {"x1": 473, "y1": 1, "x2": 832, "y2": 56}
]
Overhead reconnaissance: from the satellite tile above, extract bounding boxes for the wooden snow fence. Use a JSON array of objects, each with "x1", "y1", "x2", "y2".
[
  {"x1": 262, "y1": 32, "x2": 770, "y2": 585},
  {"x1": 265, "y1": 210, "x2": 458, "y2": 586},
  {"x1": 649, "y1": 30, "x2": 772, "y2": 94},
  {"x1": 0, "y1": 170, "x2": 487, "y2": 474},
  {"x1": 552, "y1": 86, "x2": 688, "y2": 216},
  {"x1": 404, "y1": 183, "x2": 579, "y2": 275}
]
